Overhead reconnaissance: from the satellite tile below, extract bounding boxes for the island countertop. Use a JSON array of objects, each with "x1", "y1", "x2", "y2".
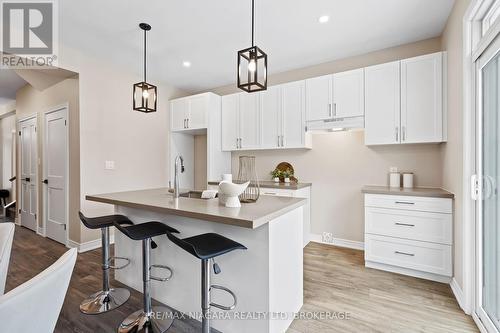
[{"x1": 86, "y1": 188, "x2": 306, "y2": 229}]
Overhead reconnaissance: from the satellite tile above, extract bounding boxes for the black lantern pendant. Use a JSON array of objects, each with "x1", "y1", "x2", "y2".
[
  {"x1": 237, "y1": 0, "x2": 267, "y2": 93},
  {"x1": 133, "y1": 23, "x2": 157, "y2": 113}
]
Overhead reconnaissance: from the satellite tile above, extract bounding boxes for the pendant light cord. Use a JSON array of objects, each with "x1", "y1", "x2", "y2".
[
  {"x1": 251, "y1": 0, "x2": 254, "y2": 47},
  {"x1": 144, "y1": 28, "x2": 147, "y2": 83}
]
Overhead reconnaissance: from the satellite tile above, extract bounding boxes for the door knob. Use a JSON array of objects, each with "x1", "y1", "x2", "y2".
[
  {"x1": 42, "y1": 179, "x2": 48, "y2": 184},
  {"x1": 25, "y1": 177, "x2": 30, "y2": 182}
]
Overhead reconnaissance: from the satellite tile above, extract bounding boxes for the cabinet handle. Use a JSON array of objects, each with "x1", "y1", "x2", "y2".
[
  {"x1": 328, "y1": 104, "x2": 332, "y2": 118},
  {"x1": 402, "y1": 126, "x2": 406, "y2": 141},
  {"x1": 395, "y1": 127, "x2": 399, "y2": 142},
  {"x1": 280, "y1": 136, "x2": 284, "y2": 147},
  {"x1": 395, "y1": 201, "x2": 415, "y2": 205},
  {"x1": 264, "y1": 192, "x2": 277, "y2": 195},
  {"x1": 187, "y1": 118, "x2": 189, "y2": 128},
  {"x1": 395, "y1": 251, "x2": 415, "y2": 257},
  {"x1": 239, "y1": 138, "x2": 242, "y2": 148},
  {"x1": 395, "y1": 222, "x2": 415, "y2": 227},
  {"x1": 278, "y1": 136, "x2": 280, "y2": 147},
  {"x1": 333, "y1": 103, "x2": 337, "y2": 117}
]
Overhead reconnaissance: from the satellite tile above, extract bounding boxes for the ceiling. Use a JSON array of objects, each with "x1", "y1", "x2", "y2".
[
  {"x1": 59, "y1": 0, "x2": 454, "y2": 92},
  {"x1": 0, "y1": 68, "x2": 26, "y2": 106}
]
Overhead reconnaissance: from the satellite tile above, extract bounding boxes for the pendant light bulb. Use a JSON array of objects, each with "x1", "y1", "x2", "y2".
[
  {"x1": 142, "y1": 88, "x2": 149, "y2": 99},
  {"x1": 248, "y1": 59, "x2": 256, "y2": 72}
]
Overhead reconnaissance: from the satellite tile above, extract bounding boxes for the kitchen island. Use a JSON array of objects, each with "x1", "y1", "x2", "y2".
[{"x1": 87, "y1": 188, "x2": 306, "y2": 333}]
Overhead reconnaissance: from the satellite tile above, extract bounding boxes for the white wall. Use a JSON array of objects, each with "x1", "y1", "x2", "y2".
[
  {"x1": 0, "y1": 113, "x2": 15, "y2": 192},
  {"x1": 58, "y1": 45, "x2": 186, "y2": 243}
]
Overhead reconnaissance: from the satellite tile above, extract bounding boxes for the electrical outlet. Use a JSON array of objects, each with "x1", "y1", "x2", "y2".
[
  {"x1": 105, "y1": 161, "x2": 115, "y2": 170},
  {"x1": 322, "y1": 232, "x2": 334, "y2": 244}
]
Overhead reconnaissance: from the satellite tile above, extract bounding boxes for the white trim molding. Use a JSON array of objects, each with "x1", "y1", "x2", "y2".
[
  {"x1": 450, "y1": 277, "x2": 467, "y2": 313},
  {"x1": 310, "y1": 233, "x2": 365, "y2": 251},
  {"x1": 67, "y1": 234, "x2": 114, "y2": 253}
]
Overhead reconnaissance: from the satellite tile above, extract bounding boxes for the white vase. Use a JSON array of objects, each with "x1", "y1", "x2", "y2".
[
  {"x1": 273, "y1": 177, "x2": 279, "y2": 182},
  {"x1": 284, "y1": 177, "x2": 290, "y2": 183}
]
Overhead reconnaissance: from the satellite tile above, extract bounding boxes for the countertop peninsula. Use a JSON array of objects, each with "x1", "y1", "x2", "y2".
[
  {"x1": 208, "y1": 180, "x2": 312, "y2": 190},
  {"x1": 86, "y1": 188, "x2": 306, "y2": 229}
]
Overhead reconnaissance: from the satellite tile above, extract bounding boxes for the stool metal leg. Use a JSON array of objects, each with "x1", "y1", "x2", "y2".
[
  {"x1": 80, "y1": 227, "x2": 130, "y2": 314},
  {"x1": 118, "y1": 238, "x2": 174, "y2": 333},
  {"x1": 201, "y1": 259, "x2": 211, "y2": 333}
]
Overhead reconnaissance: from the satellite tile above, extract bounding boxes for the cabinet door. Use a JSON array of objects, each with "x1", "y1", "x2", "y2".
[
  {"x1": 332, "y1": 68, "x2": 364, "y2": 118},
  {"x1": 364, "y1": 61, "x2": 401, "y2": 145},
  {"x1": 170, "y1": 99, "x2": 188, "y2": 131},
  {"x1": 260, "y1": 86, "x2": 282, "y2": 149},
  {"x1": 282, "y1": 81, "x2": 305, "y2": 148},
  {"x1": 221, "y1": 94, "x2": 239, "y2": 151},
  {"x1": 239, "y1": 93, "x2": 260, "y2": 149},
  {"x1": 188, "y1": 94, "x2": 208, "y2": 129},
  {"x1": 305, "y1": 75, "x2": 332, "y2": 121},
  {"x1": 401, "y1": 52, "x2": 443, "y2": 143}
]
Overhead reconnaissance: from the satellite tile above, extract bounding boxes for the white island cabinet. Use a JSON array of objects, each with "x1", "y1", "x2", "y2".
[{"x1": 87, "y1": 189, "x2": 305, "y2": 333}]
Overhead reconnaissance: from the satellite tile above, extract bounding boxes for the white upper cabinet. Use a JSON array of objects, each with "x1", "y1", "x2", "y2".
[
  {"x1": 170, "y1": 93, "x2": 209, "y2": 131},
  {"x1": 332, "y1": 68, "x2": 364, "y2": 118},
  {"x1": 305, "y1": 74, "x2": 332, "y2": 121},
  {"x1": 282, "y1": 81, "x2": 306, "y2": 148},
  {"x1": 364, "y1": 61, "x2": 401, "y2": 145},
  {"x1": 260, "y1": 86, "x2": 282, "y2": 149},
  {"x1": 221, "y1": 93, "x2": 239, "y2": 151},
  {"x1": 400, "y1": 52, "x2": 444, "y2": 143},
  {"x1": 239, "y1": 93, "x2": 260, "y2": 149}
]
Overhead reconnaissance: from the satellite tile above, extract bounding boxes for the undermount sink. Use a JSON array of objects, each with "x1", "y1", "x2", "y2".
[{"x1": 179, "y1": 190, "x2": 217, "y2": 200}]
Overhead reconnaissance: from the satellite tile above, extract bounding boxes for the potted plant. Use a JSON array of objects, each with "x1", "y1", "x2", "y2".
[
  {"x1": 270, "y1": 169, "x2": 282, "y2": 182},
  {"x1": 282, "y1": 168, "x2": 293, "y2": 183}
]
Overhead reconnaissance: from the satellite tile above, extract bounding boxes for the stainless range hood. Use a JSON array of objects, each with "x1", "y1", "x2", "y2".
[{"x1": 306, "y1": 116, "x2": 364, "y2": 132}]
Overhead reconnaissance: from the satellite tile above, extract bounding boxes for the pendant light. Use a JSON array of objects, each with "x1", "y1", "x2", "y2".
[
  {"x1": 237, "y1": 0, "x2": 267, "y2": 93},
  {"x1": 133, "y1": 23, "x2": 157, "y2": 113}
]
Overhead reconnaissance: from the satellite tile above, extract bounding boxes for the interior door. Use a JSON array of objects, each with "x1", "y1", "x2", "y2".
[
  {"x1": 332, "y1": 68, "x2": 365, "y2": 118},
  {"x1": 477, "y1": 35, "x2": 500, "y2": 332},
  {"x1": 260, "y1": 85, "x2": 281, "y2": 148},
  {"x1": 19, "y1": 116, "x2": 37, "y2": 232},
  {"x1": 239, "y1": 92, "x2": 260, "y2": 149},
  {"x1": 170, "y1": 98, "x2": 188, "y2": 131},
  {"x1": 221, "y1": 94, "x2": 239, "y2": 151},
  {"x1": 305, "y1": 74, "x2": 332, "y2": 121},
  {"x1": 187, "y1": 95, "x2": 207, "y2": 129},
  {"x1": 401, "y1": 53, "x2": 443, "y2": 143},
  {"x1": 282, "y1": 81, "x2": 305, "y2": 148},
  {"x1": 364, "y1": 61, "x2": 401, "y2": 145},
  {"x1": 44, "y1": 108, "x2": 68, "y2": 245}
]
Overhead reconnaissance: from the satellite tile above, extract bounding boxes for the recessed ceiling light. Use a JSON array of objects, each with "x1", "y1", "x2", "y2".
[
  {"x1": 182, "y1": 61, "x2": 191, "y2": 68},
  {"x1": 318, "y1": 15, "x2": 329, "y2": 23}
]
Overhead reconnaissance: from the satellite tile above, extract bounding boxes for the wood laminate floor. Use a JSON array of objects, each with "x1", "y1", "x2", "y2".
[{"x1": 5, "y1": 225, "x2": 478, "y2": 333}]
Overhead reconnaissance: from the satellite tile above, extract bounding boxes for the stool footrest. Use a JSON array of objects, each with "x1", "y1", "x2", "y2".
[
  {"x1": 210, "y1": 285, "x2": 237, "y2": 311},
  {"x1": 107, "y1": 256, "x2": 131, "y2": 270},
  {"x1": 150, "y1": 264, "x2": 173, "y2": 282}
]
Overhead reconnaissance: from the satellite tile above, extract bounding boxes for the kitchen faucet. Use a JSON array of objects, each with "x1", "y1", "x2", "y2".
[{"x1": 174, "y1": 155, "x2": 185, "y2": 198}]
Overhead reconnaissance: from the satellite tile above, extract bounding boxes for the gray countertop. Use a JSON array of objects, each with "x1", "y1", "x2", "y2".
[
  {"x1": 208, "y1": 180, "x2": 312, "y2": 190},
  {"x1": 362, "y1": 185, "x2": 454, "y2": 199},
  {"x1": 86, "y1": 188, "x2": 306, "y2": 229}
]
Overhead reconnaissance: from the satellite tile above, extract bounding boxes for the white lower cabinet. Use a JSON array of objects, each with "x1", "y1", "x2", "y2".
[
  {"x1": 261, "y1": 187, "x2": 311, "y2": 248},
  {"x1": 364, "y1": 193, "x2": 453, "y2": 282}
]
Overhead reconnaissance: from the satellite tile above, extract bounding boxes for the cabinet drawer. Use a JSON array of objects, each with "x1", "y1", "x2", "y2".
[
  {"x1": 365, "y1": 194, "x2": 452, "y2": 214},
  {"x1": 365, "y1": 234, "x2": 452, "y2": 276},
  {"x1": 261, "y1": 189, "x2": 294, "y2": 197},
  {"x1": 365, "y1": 207, "x2": 452, "y2": 245}
]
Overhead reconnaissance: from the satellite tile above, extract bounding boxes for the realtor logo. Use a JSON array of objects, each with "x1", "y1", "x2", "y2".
[
  {"x1": 2, "y1": 1, "x2": 53, "y2": 54},
  {"x1": 1, "y1": 0, "x2": 58, "y2": 68}
]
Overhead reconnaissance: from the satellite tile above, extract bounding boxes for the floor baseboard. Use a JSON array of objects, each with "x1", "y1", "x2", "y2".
[
  {"x1": 67, "y1": 235, "x2": 115, "y2": 253},
  {"x1": 310, "y1": 233, "x2": 364, "y2": 250},
  {"x1": 450, "y1": 277, "x2": 471, "y2": 315}
]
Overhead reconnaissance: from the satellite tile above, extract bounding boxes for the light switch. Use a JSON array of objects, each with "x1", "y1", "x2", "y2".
[{"x1": 105, "y1": 161, "x2": 115, "y2": 170}]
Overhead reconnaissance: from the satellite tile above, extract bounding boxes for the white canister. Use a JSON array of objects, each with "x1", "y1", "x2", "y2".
[
  {"x1": 389, "y1": 172, "x2": 401, "y2": 188},
  {"x1": 403, "y1": 173, "x2": 414, "y2": 188}
]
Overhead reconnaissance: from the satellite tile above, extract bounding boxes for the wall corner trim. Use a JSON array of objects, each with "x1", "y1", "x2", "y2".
[
  {"x1": 309, "y1": 233, "x2": 365, "y2": 251},
  {"x1": 450, "y1": 277, "x2": 471, "y2": 315},
  {"x1": 67, "y1": 234, "x2": 115, "y2": 253}
]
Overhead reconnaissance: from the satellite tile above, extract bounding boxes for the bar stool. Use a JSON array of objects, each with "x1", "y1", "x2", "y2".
[
  {"x1": 166, "y1": 232, "x2": 247, "y2": 333},
  {"x1": 114, "y1": 221, "x2": 179, "y2": 333},
  {"x1": 78, "y1": 212, "x2": 133, "y2": 314}
]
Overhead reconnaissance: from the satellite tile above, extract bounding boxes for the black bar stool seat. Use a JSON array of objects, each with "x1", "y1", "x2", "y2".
[
  {"x1": 168, "y1": 232, "x2": 247, "y2": 260},
  {"x1": 78, "y1": 212, "x2": 133, "y2": 315},
  {"x1": 114, "y1": 221, "x2": 179, "y2": 333},
  {"x1": 167, "y1": 232, "x2": 246, "y2": 333}
]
